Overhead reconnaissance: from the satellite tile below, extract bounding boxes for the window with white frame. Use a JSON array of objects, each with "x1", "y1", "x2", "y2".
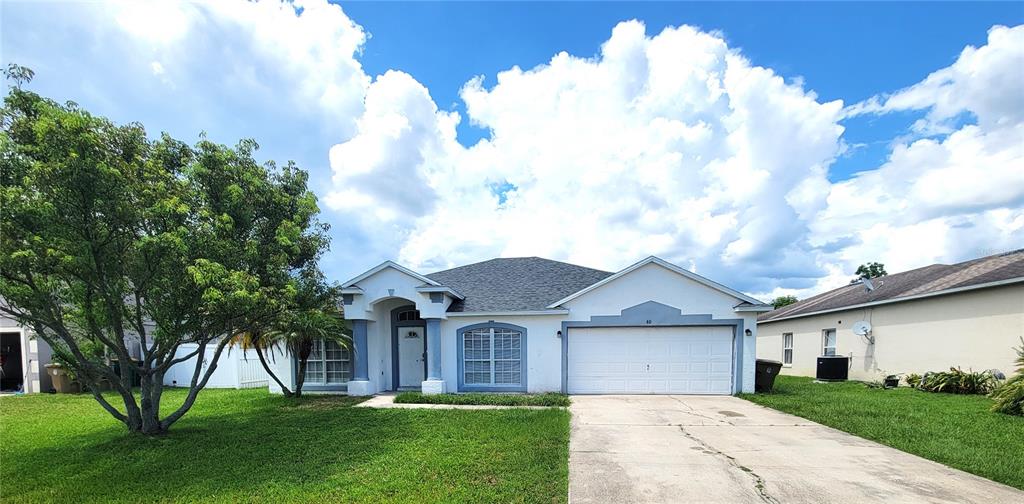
[
  {"x1": 461, "y1": 325, "x2": 523, "y2": 387},
  {"x1": 822, "y1": 329, "x2": 837, "y2": 356},
  {"x1": 304, "y1": 339, "x2": 351, "y2": 385},
  {"x1": 782, "y1": 333, "x2": 793, "y2": 365}
]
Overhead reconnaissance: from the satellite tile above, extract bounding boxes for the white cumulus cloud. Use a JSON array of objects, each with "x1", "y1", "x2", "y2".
[
  {"x1": 327, "y1": 21, "x2": 1024, "y2": 298},
  {"x1": 6, "y1": 3, "x2": 1021, "y2": 299}
]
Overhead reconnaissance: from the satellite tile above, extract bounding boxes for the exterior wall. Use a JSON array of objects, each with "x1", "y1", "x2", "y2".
[
  {"x1": 564, "y1": 263, "x2": 745, "y2": 321},
  {"x1": 757, "y1": 284, "x2": 1024, "y2": 381},
  {"x1": 267, "y1": 345, "x2": 295, "y2": 394},
  {"x1": 564, "y1": 262, "x2": 758, "y2": 393}
]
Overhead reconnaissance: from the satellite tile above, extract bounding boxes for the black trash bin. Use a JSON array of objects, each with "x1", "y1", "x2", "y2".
[
  {"x1": 111, "y1": 358, "x2": 142, "y2": 387},
  {"x1": 755, "y1": 359, "x2": 784, "y2": 392}
]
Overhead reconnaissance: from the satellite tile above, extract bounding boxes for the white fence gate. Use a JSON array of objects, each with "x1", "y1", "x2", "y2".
[{"x1": 236, "y1": 355, "x2": 270, "y2": 389}]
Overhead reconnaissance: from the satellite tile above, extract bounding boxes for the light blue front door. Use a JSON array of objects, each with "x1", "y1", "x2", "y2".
[{"x1": 398, "y1": 327, "x2": 425, "y2": 388}]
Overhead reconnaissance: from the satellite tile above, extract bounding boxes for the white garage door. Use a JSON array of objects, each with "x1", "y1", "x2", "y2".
[{"x1": 568, "y1": 326, "x2": 733, "y2": 394}]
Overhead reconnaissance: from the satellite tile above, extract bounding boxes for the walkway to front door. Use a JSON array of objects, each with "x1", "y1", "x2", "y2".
[{"x1": 569, "y1": 395, "x2": 1023, "y2": 503}]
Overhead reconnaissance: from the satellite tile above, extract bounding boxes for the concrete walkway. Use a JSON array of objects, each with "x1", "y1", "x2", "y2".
[
  {"x1": 569, "y1": 395, "x2": 1023, "y2": 504},
  {"x1": 355, "y1": 393, "x2": 556, "y2": 410}
]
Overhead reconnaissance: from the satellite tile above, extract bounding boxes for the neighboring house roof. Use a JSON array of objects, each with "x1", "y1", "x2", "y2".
[
  {"x1": 547, "y1": 256, "x2": 771, "y2": 310},
  {"x1": 759, "y1": 249, "x2": 1024, "y2": 323},
  {"x1": 425, "y1": 257, "x2": 613, "y2": 313}
]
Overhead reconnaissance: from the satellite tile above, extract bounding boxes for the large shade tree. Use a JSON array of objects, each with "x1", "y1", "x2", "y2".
[{"x1": 0, "y1": 67, "x2": 330, "y2": 434}]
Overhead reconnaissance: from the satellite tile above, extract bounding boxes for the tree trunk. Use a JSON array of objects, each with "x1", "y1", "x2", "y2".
[
  {"x1": 294, "y1": 356, "x2": 307, "y2": 397},
  {"x1": 138, "y1": 371, "x2": 163, "y2": 435},
  {"x1": 254, "y1": 345, "x2": 293, "y2": 397}
]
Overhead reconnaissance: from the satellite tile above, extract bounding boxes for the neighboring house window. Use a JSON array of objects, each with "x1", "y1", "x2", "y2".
[
  {"x1": 304, "y1": 339, "x2": 351, "y2": 385},
  {"x1": 822, "y1": 329, "x2": 837, "y2": 356},
  {"x1": 457, "y1": 323, "x2": 527, "y2": 391},
  {"x1": 782, "y1": 333, "x2": 793, "y2": 365}
]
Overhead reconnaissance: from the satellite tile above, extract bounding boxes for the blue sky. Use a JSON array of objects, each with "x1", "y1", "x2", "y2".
[
  {"x1": 343, "y1": 1, "x2": 1023, "y2": 181},
  {"x1": 3, "y1": 1, "x2": 1023, "y2": 298}
]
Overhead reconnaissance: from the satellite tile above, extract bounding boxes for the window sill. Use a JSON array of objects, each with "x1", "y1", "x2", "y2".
[
  {"x1": 302, "y1": 383, "x2": 349, "y2": 392},
  {"x1": 459, "y1": 384, "x2": 527, "y2": 393}
]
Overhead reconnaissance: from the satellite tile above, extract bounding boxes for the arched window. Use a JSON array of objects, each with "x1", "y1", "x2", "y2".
[
  {"x1": 457, "y1": 322, "x2": 527, "y2": 392},
  {"x1": 396, "y1": 308, "x2": 421, "y2": 322}
]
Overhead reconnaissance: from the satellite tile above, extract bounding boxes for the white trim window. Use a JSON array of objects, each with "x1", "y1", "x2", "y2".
[
  {"x1": 822, "y1": 329, "x2": 837, "y2": 356},
  {"x1": 462, "y1": 327, "x2": 523, "y2": 386},
  {"x1": 782, "y1": 333, "x2": 793, "y2": 366},
  {"x1": 305, "y1": 339, "x2": 351, "y2": 385}
]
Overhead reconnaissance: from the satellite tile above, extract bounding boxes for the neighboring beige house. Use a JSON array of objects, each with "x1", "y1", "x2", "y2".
[{"x1": 757, "y1": 249, "x2": 1024, "y2": 381}]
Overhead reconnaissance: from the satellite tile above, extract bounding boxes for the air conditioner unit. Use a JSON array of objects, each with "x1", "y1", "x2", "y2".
[{"x1": 816, "y1": 356, "x2": 849, "y2": 381}]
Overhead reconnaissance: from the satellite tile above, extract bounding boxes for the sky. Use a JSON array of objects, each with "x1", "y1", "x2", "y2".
[{"x1": 3, "y1": 0, "x2": 1023, "y2": 301}]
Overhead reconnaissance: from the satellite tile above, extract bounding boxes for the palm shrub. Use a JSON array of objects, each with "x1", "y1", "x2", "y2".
[
  {"x1": 230, "y1": 270, "x2": 349, "y2": 397},
  {"x1": 990, "y1": 338, "x2": 1024, "y2": 416},
  {"x1": 918, "y1": 367, "x2": 998, "y2": 394}
]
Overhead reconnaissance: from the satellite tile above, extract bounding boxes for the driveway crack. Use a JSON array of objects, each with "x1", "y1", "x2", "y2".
[
  {"x1": 668, "y1": 396, "x2": 734, "y2": 425},
  {"x1": 678, "y1": 426, "x2": 779, "y2": 504}
]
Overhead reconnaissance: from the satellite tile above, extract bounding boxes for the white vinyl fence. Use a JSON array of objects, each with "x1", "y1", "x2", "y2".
[{"x1": 164, "y1": 344, "x2": 270, "y2": 389}]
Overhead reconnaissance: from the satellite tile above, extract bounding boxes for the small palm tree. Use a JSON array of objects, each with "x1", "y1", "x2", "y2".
[
  {"x1": 230, "y1": 269, "x2": 349, "y2": 397},
  {"x1": 269, "y1": 305, "x2": 349, "y2": 397}
]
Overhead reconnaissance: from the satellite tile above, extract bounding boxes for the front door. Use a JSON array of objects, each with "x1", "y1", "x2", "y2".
[{"x1": 398, "y1": 327, "x2": 425, "y2": 388}]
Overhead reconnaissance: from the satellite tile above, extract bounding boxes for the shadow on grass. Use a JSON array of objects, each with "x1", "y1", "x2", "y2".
[
  {"x1": 2, "y1": 390, "x2": 570, "y2": 502},
  {"x1": 7, "y1": 399, "x2": 410, "y2": 501}
]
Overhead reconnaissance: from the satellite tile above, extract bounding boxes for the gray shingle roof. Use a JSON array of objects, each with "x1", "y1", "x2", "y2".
[
  {"x1": 759, "y1": 249, "x2": 1024, "y2": 322},
  {"x1": 425, "y1": 257, "x2": 613, "y2": 312}
]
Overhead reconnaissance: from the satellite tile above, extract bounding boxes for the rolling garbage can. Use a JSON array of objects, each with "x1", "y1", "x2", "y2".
[
  {"x1": 45, "y1": 363, "x2": 81, "y2": 393},
  {"x1": 755, "y1": 359, "x2": 784, "y2": 393}
]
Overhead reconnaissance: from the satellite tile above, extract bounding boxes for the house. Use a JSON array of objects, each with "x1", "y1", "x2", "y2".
[
  {"x1": 757, "y1": 249, "x2": 1024, "y2": 381},
  {"x1": 0, "y1": 312, "x2": 269, "y2": 394},
  {"x1": 266, "y1": 256, "x2": 772, "y2": 396}
]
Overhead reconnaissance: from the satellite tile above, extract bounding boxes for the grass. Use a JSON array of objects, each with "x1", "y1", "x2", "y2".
[
  {"x1": 740, "y1": 375, "x2": 1024, "y2": 490},
  {"x1": 394, "y1": 392, "x2": 570, "y2": 407},
  {"x1": 0, "y1": 388, "x2": 569, "y2": 503}
]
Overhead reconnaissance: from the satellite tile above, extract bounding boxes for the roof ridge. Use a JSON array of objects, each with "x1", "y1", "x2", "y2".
[
  {"x1": 761, "y1": 251, "x2": 1024, "y2": 322},
  {"x1": 426, "y1": 256, "x2": 612, "y2": 277}
]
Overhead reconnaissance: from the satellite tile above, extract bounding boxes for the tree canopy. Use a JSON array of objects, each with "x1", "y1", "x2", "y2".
[
  {"x1": 770, "y1": 295, "x2": 798, "y2": 309},
  {"x1": 851, "y1": 262, "x2": 887, "y2": 283},
  {"x1": 0, "y1": 68, "x2": 330, "y2": 434}
]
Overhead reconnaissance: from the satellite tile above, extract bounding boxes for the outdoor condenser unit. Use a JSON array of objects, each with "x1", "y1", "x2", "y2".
[{"x1": 816, "y1": 356, "x2": 850, "y2": 381}]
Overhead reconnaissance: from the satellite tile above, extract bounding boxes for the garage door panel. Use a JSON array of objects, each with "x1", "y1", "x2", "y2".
[{"x1": 568, "y1": 326, "x2": 733, "y2": 395}]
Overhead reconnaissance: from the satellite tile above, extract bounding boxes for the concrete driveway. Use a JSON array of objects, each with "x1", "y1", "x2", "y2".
[{"x1": 569, "y1": 395, "x2": 1023, "y2": 504}]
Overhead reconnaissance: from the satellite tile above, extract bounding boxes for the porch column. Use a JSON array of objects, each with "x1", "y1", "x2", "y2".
[
  {"x1": 422, "y1": 318, "x2": 446, "y2": 394},
  {"x1": 352, "y1": 319, "x2": 369, "y2": 380},
  {"x1": 347, "y1": 319, "x2": 376, "y2": 396}
]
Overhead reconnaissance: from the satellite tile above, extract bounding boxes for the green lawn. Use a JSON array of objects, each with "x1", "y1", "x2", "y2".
[
  {"x1": 740, "y1": 375, "x2": 1024, "y2": 489},
  {"x1": 0, "y1": 388, "x2": 569, "y2": 503},
  {"x1": 394, "y1": 392, "x2": 570, "y2": 407}
]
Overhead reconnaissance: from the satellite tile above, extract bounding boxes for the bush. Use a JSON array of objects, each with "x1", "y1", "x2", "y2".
[
  {"x1": 990, "y1": 338, "x2": 1024, "y2": 416},
  {"x1": 393, "y1": 392, "x2": 570, "y2": 407},
  {"x1": 905, "y1": 373, "x2": 922, "y2": 388},
  {"x1": 919, "y1": 368, "x2": 999, "y2": 395}
]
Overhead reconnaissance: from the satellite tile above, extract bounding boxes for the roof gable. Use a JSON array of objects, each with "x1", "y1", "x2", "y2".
[
  {"x1": 547, "y1": 256, "x2": 768, "y2": 309},
  {"x1": 341, "y1": 261, "x2": 442, "y2": 288}
]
